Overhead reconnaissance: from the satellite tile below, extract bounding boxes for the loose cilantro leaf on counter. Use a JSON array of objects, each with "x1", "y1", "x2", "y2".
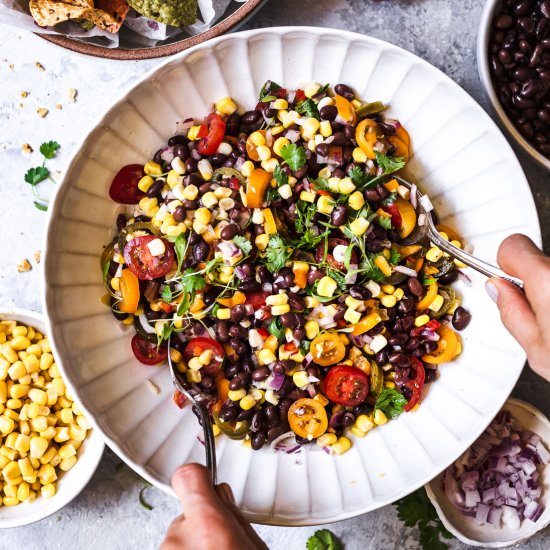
[
  {"x1": 33, "y1": 201, "x2": 48, "y2": 211},
  {"x1": 394, "y1": 488, "x2": 453, "y2": 550},
  {"x1": 24, "y1": 166, "x2": 49, "y2": 186},
  {"x1": 295, "y1": 98, "x2": 320, "y2": 119},
  {"x1": 374, "y1": 388, "x2": 407, "y2": 419},
  {"x1": 265, "y1": 234, "x2": 292, "y2": 273},
  {"x1": 280, "y1": 143, "x2": 307, "y2": 171},
  {"x1": 39, "y1": 140, "x2": 60, "y2": 159},
  {"x1": 306, "y1": 529, "x2": 343, "y2": 550},
  {"x1": 375, "y1": 151, "x2": 406, "y2": 175},
  {"x1": 233, "y1": 235, "x2": 252, "y2": 255}
]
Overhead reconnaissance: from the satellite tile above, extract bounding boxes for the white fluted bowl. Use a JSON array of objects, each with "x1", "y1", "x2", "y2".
[
  {"x1": 0, "y1": 308, "x2": 104, "y2": 528},
  {"x1": 42, "y1": 27, "x2": 540, "y2": 526}
]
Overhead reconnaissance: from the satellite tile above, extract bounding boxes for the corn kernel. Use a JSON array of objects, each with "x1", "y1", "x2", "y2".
[
  {"x1": 59, "y1": 456, "x2": 77, "y2": 472},
  {"x1": 29, "y1": 436, "x2": 48, "y2": 459},
  {"x1": 338, "y1": 178, "x2": 355, "y2": 194},
  {"x1": 414, "y1": 315, "x2": 430, "y2": 327},
  {"x1": 374, "y1": 409, "x2": 388, "y2": 425},
  {"x1": 319, "y1": 120, "x2": 333, "y2": 137},
  {"x1": 271, "y1": 304, "x2": 291, "y2": 316},
  {"x1": 292, "y1": 371, "x2": 310, "y2": 388},
  {"x1": 343, "y1": 308, "x2": 361, "y2": 324},
  {"x1": 271, "y1": 98, "x2": 288, "y2": 110},
  {"x1": 249, "y1": 131, "x2": 266, "y2": 147},
  {"x1": 331, "y1": 436, "x2": 352, "y2": 455},
  {"x1": 349, "y1": 218, "x2": 370, "y2": 236},
  {"x1": 352, "y1": 147, "x2": 368, "y2": 163},
  {"x1": 317, "y1": 276, "x2": 337, "y2": 298},
  {"x1": 349, "y1": 426, "x2": 367, "y2": 438},
  {"x1": 58, "y1": 443, "x2": 77, "y2": 460},
  {"x1": 356, "y1": 414, "x2": 375, "y2": 433},
  {"x1": 258, "y1": 349, "x2": 276, "y2": 366},
  {"x1": 239, "y1": 395, "x2": 257, "y2": 411},
  {"x1": 273, "y1": 137, "x2": 290, "y2": 157},
  {"x1": 8, "y1": 361, "x2": 26, "y2": 380},
  {"x1": 28, "y1": 388, "x2": 47, "y2": 406},
  {"x1": 137, "y1": 175, "x2": 154, "y2": 193},
  {"x1": 255, "y1": 233, "x2": 269, "y2": 251},
  {"x1": 317, "y1": 195, "x2": 334, "y2": 215},
  {"x1": 348, "y1": 191, "x2": 365, "y2": 211},
  {"x1": 299, "y1": 190, "x2": 316, "y2": 203},
  {"x1": 374, "y1": 255, "x2": 392, "y2": 277},
  {"x1": 426, "y1": 247, "x2": 443, "y2": 263},
  {"x1": 266, "y1": 294, "x2": 288, "y2": 306},
  {"x1": 428, "y1": 294, "x2": 445, "y2": 312},
  {"x1": 380, "y1": 294, "x2": 397, "y2": 308},
  {"x1": 215, "y1": 96, "x2": 237, "y2": 115},
  {"x1": 12, "y1": 326, "x2": 27, "y2": 337},
  {"x1": 228, "y1": 389, "x2": 246, "y2": 401},
  {"x1": 41, "y1": 483, "x2": 56, "y2": 499},
  {"x1": 240, "y1": 161, "x2": 255, "y2": 178},
  {"x1": 18, "y1": 457, "x2": 33, "y2": 478},
  {"x1": 301, "y1": 117, "x2": 320, "y2": 138},
  {"x1": 304, "y1": 321, "x2": 320, "y2": 340},
  {"x1": 316, "y1": 433, "x2": 337, "y2": 447},
  {"x1": 394, "y1": 288, "x2": 405, "y2": 300},
  {"x1": 2, "y1": 460, "x2": 20, "y2": 481},
  {"x1": 10, "y1": 384, "x2": 30, "y2": 400}
]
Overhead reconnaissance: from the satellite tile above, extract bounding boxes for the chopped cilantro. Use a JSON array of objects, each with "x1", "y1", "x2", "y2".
[
  {"x1": 306, "y1": 529, "x2": 343, "y2": 550},
  {"x1": 259, "y1": 80, "x2": 281, "y2": 101},
  {"x1": 233, "y1": 235, "x2": 252, "y2": 255},
  {"x1": 161, "y1": 286, "x2": 173, "y2": 302},
  {"x1": 394, "y1": 488, "x2": 453, "y2": 550},
  {"x1": 375, "y1": 151, "x2": 406, "y2": 174},
  {"x1": 295, "y1": 98, "x2": 320, "y2": 120},
  {"x1": 265, "y1": 234, "x2": 293, "y2": 273},
  {"x1": 181, "y1": 269, "x2": 207, "y2": 294},
  {"x1": 349, "y1": 166, "x2": 375, "y2": 190},
  {"x1": 313, "y1": 177, "x2": 332, "y2": 192},
  {"x1": 280, "y1": 143, "x2": 307, "y2": 171},
  {"x1": 24, "y1": 166, "x2": 49, "y2": 186},
  {"x1": 268, "y1": 317, "x2": 285, "y2": 342},
  {"x1": 39, "y1": 140, "x2": 60, "y2": 159},
  {"x1": 266, "y1": 186, "x2": 280, "y2": 203},
  {"x1": 381, "y1": 191, "x2": 397, "y2": 205},
  {"x1": 378, "y1": 215, "x2": 393, "y2": 230},
  {"x1": 273, "y1": 164, "x2": 289, "y2": 188},
  {"x1": 389, "y1": 249, "x2": 401, "y2": 265},
  {"x1": 315, "y1": 83, "x2": 331, "y2": 96},
  {"x1": 325, "y1": 267, "x2": 347, "y2": 292},
  {"x1": 174, "y1": 233, "x2": 188, "y2": 272},
  {"x1": 374, "y1": 388, "x2": 407, "y2": 419}
]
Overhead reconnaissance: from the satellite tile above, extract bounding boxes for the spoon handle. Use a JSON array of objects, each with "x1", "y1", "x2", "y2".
[
  {"x1": 194, "y1": 402, "x2": 218, "y2": 486},
  {"x1": 429, "y1": 229, "x2": 524, "y2": 290}
]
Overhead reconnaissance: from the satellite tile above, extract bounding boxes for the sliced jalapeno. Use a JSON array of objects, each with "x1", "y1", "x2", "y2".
[{"x1": 118, "y1": 222, "x2": 161, "y2": 254}]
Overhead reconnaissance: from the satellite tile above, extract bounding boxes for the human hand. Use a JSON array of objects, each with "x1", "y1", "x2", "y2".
[
  {"x1": 161, "y1": 463, "x2": 268, "y2": 550},
  {"x1": 487, "y1": 233, "x2": 550, "y2": 381}
]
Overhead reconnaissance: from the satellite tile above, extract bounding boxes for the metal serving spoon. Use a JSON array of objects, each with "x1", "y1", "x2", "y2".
[
  {"x1": 395, "y1": 176, "x2": 524, "y2": 290},
  {"x1": 167, "y1": 335, "x2": 218, "y2": 485}
]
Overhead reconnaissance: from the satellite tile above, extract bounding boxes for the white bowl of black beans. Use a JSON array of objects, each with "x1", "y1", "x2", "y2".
[{"x1": 478, "y1": 0, "x2": 550, "y2": 170}]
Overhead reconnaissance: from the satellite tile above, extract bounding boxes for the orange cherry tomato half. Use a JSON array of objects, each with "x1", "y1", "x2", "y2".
[
  {"x1": 322, "y1": 364, "x2": 370, "y2": 407},
  {"x1": 131, "y1": 334, "x2": 168, "y2": 366},
  {"x1": 246, "y1": 168, "x2": 272, "y2": 208},
  {"x1": 245, "y1": 130, "x2": 266, "y2": 162},
  {"x1": 118, "y1": 268, "x2": 140, "y2": 313},
  {"x1": 288, "y1": 398, "x2": 328, "y2": 439},
  {"x1": 422, "y1": 325, "x2": 459, "y2": 365},
  {"x1": 395, "y1": 197, "x2": 417, "y2": 239},
  {"x1": 310, "y1": 333, "x2": 346, "y2": 367},
  {"x1": 388, "y1": 135, "x2": 409, "y2": 160},
  {"x1": 196, "y1": 113, "x2": 226, "y2": 155}
]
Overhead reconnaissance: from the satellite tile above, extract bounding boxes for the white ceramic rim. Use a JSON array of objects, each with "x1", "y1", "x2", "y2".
[
  {"x1": 426, "y1": 398, "x2": 550, "y2": 548},
  {"x1": 41, "y1": 26, "x2": 541, "y2": 526},
  {"x1": 477, "y1": 0, "x2": 550, "y2": 171},
  {"x1": 0, "y1": 307, "x2": 105, "y2": 529}
]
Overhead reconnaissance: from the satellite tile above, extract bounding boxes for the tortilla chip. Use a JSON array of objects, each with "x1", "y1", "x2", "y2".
[
  {"x1": 29, "y1": 0, "x2": 90, "y2": 27},
  {"x1": 87, "y1": 0, "x2": 129, "y2": 33}
]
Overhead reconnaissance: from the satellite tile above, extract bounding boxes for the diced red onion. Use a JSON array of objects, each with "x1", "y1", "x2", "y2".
[
  {"x1": 418, "y1": 213, "x2": 426, "y2": 226},
  {"x1": 374, "y1": 141, "x2": 386, "y2": 153},
  {"x1": 410, "y1": 184, "x2": 418, "y2": 209},
  {"x1": 328, "y1": 148, "x2": 343, "y2": 166},
  {"x1": 269, "y1": 431, "x2": 296, "y2": 451},
  {"x1": 383, "y1": 118, "x2": 401, "y2": 130},
  {"x1": 160, "y1": 146, "x2": 175, "y2": 163},
  {"x1": 421, "y1": 328, "x2": 440, "y2": 341},
  {"x1": 458, "y1": 271, "x2": 473, "y2": 287},
  {"x1": 286, "y1": 129, "x2": 300, "y2": 143},
  {"x1": 268, "y1": 371, "x2": 285, "y2": 391},
  {"x1": 262, "y1": 282, "x2": 273, "y2": 293},
  {"x1": 287, "y1": 91, "x2": 296, "y2": 104},
  {"x1": 419, "y1": 194, "x2": 434, "y2": 213},
  {"x1": 317, "y1": 155, "x2": 329, "y2": 164},
  {"x1": 191, "y1": 148, "x2": 202, "y2": 161},
  {"x1": 234, "y1": 157, "x2": 245, "y2": 171},
  {"x1": 175, "y1": 118, "x2": 194, "y2": 136},
  {"x1": 138, "y1": 314, "x2": 156, "y2": 334},
  {"x1": 475, "y1": 503, "x2": 490, "y2": 526},
  {"x1": 234, "y1": 266, "x2": 248, "y2": 280},
  {"x1": 244, "y1": 304, "x2": 255, "y2": 316},
  {"x1": 324, "y1": 135, "x2": 335, "y2": 145},
  {"x1": 306, "y1": 384, "x2": 317, "y2": 398},
  {"x1": 394, "y1": 265, "x2": 417, "y2": 278}
]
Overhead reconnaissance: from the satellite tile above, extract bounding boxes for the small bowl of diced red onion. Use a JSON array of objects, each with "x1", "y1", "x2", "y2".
[{"x1": 426, "y1": 398, "x2": 550, "y2": 548}]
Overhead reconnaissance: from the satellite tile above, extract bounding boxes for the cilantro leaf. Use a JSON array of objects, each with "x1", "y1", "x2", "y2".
[
  {"x1": 349, "y1": 166, "x2": 374, "y2": 190},
  {"x1": 265, "y1": 234, "x2": 292, "y2": 273},
  {"x1": 357, "y1": 254, "x2": 385, "y2": 283},
  {"x1": 273, "y1": 164, "x2": 289, "y2": 188},
  {"x1": 325, "y1": 267, "x2": 347, "y2": 292},
  {"x1": 102, "y1": 259, "x2": 111, "y2": 285},
  {"x1": 395, "y1": 489, "x2": 453, "y2": 550},
  {"x1": 268, "y1": 317, "x2": 285, "y2": 342},
  {"x1": 316, "y1": 83, "x2": 330, "y2": 96},
  {"x1": 381, "y1": 191, "x2": 397, "y2": 206},
  {"x1": 313, "y1": 177, "x2": 332, "y2": 192},
  {"x1": 295, "y1": 98, "x2": 320, "y2": 120},
  {"x1": 306, "y1": 529, "x2": 343, "y2": 550},
  {"x1": 39, "y1": 140, "x2": 60, "y2": 159},
  {"x1": 280, "y1": 143, "x2": 307, "y2": 171},
  {"x1": 266, "y1": 186, "x2": 280, "y2": 203},
  {"x1": 293, "y1": 201, "x2": 328, "y2": 250},
  {"x1": 389, "y1": 248, "x2": 401, "y2": 265},
  {"x1": 24, "y1": 166, "x2": 49, "y2": 185},
  {"x1": 259, "y1": 80, "x2": 281, "y2": 100},
  {"x1": 343, "y1": 244, "x2": 355, "y2": 270},
  {"x1": 374, "y1": 388, "x2": 407, "y2": 419},
  {"x1": 161, "y1": 286, "x2": 173, "y2": 302},
  {"x1": 33, "y1": 201, "x2": 48, "y2": 212},
  {"x1": 174, "y1": 233, "x2": 187, "y2": 271},
  {"x1": 378, "y1": 215, "x2": 393, "y2": 230},
  {"x1": 233, "y1": 235, "x2": 252, "y2": 255},
  {"x1": 375, "y1": 151, "x2": 406, "y2": 174},
  {"x1": 181, "y1": 269, "x2": 207, "y2": 294}
]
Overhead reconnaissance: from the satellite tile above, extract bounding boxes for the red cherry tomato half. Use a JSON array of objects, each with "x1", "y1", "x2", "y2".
[
  {"x1": 131, "y1": 334, "x2": 168, "y2": 365},
  {"x1": 184, "y1": 337, "x2": 225, "y2": 376},
  {"x1": 294, "y1": 89, "x2": 307, "y2": 103},
  {"x1": 245, "y1": 291, "x2": 270, "y2": 309},
  {"x1": 123, "y1": 235, "x2": 175, "y2": 281},
  {"x1": 404, "y1": 357, "x2": 426, "y2": 412},
  {"x1": 315, "y1": 238, "x2": 358, "y2": 271},
  {"x1": 109, "y1": 164, "x2": 145, "y2": 204},
  {"x1": 173, "y1": 390, "x2": 187, "y2": 409},
  {"x1": 196, "y1": 113, "x2": 226, "y2": 155},
  {"x1": 381, "y1": 202, "x2": 403, "y2": 228},
  {"x1": 323, "y1": 364, "x2": 370, "y2": 407}
]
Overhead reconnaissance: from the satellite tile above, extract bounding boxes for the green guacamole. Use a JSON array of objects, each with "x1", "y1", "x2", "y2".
[{"x1": 127, "y1": 0, "x2": 197, "y2": 27}]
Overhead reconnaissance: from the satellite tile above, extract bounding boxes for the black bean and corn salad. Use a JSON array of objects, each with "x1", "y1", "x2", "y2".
[{"x1": 101, "y1": 81, "x2": 472, "y2": 454}]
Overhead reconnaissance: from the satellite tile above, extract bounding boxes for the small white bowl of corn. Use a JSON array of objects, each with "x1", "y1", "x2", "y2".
[{"x1": 0, "y1": 308, "x2": 104, "y2": 528}]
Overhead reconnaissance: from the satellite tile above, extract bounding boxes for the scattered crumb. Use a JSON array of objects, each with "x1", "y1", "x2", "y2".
[
  {"x1": 35, "y1": 62, "x2": 45, "y2": 71},
  {"x1": 68, "y1": 88, "x2": 77, "y2": 103},
  {"x1": 34, "y1": 251, "x2": 41, "y2": 264},
  {"x1": 55, "y1": 104, "x2": 62, "y2": 110},
  {"x1": 20, "y1": 91, "x2": 29, "y2": 98},
  {"x1": 8, "y1": 64, "x2": 14, "y2": 70},
  {"x1": 37, "y1": 108, "x2": 49, "y2": 118},
  {"x1": 379, "y1": 473, "x2": 386, "y2": 479},
  {"x1": 22, "y1": 143, "x2": 33, "y2": 154},
  {"x1": 19, "y1": 103, "x2": 24, "y2": 109},
  {"x1": 145, "y1": 379, "x2": 160, "y2": 395},
  {"x1": 17, "y1": 259, "x2": 32, "y2": 273},
  {"x1": 51, "y1": 171, "x2": 61, "y2": 182}
]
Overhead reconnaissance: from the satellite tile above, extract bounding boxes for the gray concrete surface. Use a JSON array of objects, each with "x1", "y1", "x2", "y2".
[{"x1": 1, "y1": 0, "x2": 549, "y2": 548}]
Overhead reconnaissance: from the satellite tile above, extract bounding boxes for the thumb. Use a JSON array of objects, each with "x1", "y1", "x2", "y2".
[
  {"x1": 171, "y1": 463, "x2": 219, "y2": 511},
  {"x1": 487, "y1": 278, "x2": 541, "y2": 353}
]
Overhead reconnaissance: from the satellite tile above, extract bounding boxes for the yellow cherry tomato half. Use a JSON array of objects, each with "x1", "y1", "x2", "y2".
[
  {"x1": 246, "y1": 168, "x2": 272, "y2": 209},
  {"x1": 119, "y1": 268, "x2": 140, "y2": 313},
  {"x1": 288, "y1": 398, "x2": 328, "y2": 439},
  {"x1": 355, "y1": 118, "x2": 379, "y2": 160},
  {"x1": 395, "y1": 197, "x2": 417, "y2": 239},
  {"x1": 422, "y1": 325, "x2": 459, "y2": 364},
  {"x1": 416, "y1": 282, "x2": 439, "y2": 311},
  {"x1": 310, "y1": 332, "x2": 346, "y2": 366}
]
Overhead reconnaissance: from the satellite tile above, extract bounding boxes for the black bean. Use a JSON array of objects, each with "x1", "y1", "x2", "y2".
[
  {"x1": 257, "y1": 266, "x2": 272, "y2": 284},
  {"x1": 366, "y1": 239, "x2": 384, "y2": 253},
  {"x1": 495, "y1": 14, "x2": 514, "y2": 29},
  {"x1": 219, "y1": 406, "x2": 237, "y2": 422},
  {"x1": 452, "y1": 306, "x2": 472, "y2": 331},
  {"x1": 350, "y1": 286, "x2": 372, "y2": 300},
  {"x1": 116, "y1": 214, "x2": 127, "y2": 232},
  {"x1": 228, "y1": 338, "x2": 246, "y2": 356},
  {"x1": 320, "y1": 105, "x2": 337, "y2": 121},
  {"x1": 407, "y1": 277, "x2": 424, "y2": 297},
  {"x1": 230, "y1": 305, "x2": 247, "y2": 324},
  {"x1": 193, "y1": 241, "x2": 210, "y2": 262},
  {"x1": 342, "y1": 412, "x2": 355, "y2": 427},
  {"x1": 220, "y1": 223, "x2": 239, "y2": 241},
  {"x1": 397, "y1": 296, "x2": 415, "y2": 314},
  {"x1": 237, "y1": 279, "x2": 261, "y2": 293},
  {"x1": 250, "y1": 410, "x2": 264, "y2": 432},
  {"x1": 374, "y1": 350, "x2": 389, "y2": 366},
  {"x1": 241, "y1": 110, "x2": 261, "y2": 125},
  {"x1": 335, "y1": 83, "x2": 354, "y2": 100},
  {"x1": 438, "y1": 270, "x2": 459, "y2": 285},
  {"x1": 404, "y1": 338, "x2": 420, "y2": 351},
  {"x1": 236, "y1": 409, "x2": 255, "y2": 422},
  {"x1": 330, "y1": 131, "x2": 348, "y2": 146},
  {"x1": 267, "y1": 425, "x2": 285, "y2": 443},
  {"x1": 307, "y1": 269, "x2": 324, "y2": 286},
  {"x1": 251, "y1": 430, "x2": 266, "y2": 450},
  {"x1": 228, "y1": 324, "x2": 247, "y2": 340},
  {"x1": 146, "y1": 179, "x2": 164, "y2": 198},
  {"x1": 228, "y1": 376, "x2": 243, "y2": 391},
  {"x1": 424, "y1": 369, "x2": 438, "y2": 384},
  {"x1": 316, "y1": 143, "x2": 329, "y2": 157},
  {"x1": 388, "y1": 333, "x2": 408, "y2": 347},
  {"x1": 388, "y1": 352, "x2": 411, "y2": 368},
  {"x1": 182, "y1": 199, "x2": 198, "y2": 210},
  {"x1": 330, "y1": 204, "x2": 349, "y2": 226},
  {"x1": 288, "y1": 294, "x2": 305, "y2": 311},
  {"x1": 173, "y1": 206, "x2": 186, "y2": 222},
  {"x1": 423, "y1": 341, "x2": 438, "y2": 354},
  {"x1": 264, "y1": 405, "x2": 279, "y2": 427},
  {"x1": 185, "y1": 158, "x2": 198, "y2": 173}
]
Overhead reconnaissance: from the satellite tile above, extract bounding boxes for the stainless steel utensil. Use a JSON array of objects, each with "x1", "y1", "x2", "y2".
[
  {"x1": 396, "y1": 176, "x2": 524, "y2": 290},
  {"x1": 167, "y1": 335, "x2": 217, "y2": 485}
]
